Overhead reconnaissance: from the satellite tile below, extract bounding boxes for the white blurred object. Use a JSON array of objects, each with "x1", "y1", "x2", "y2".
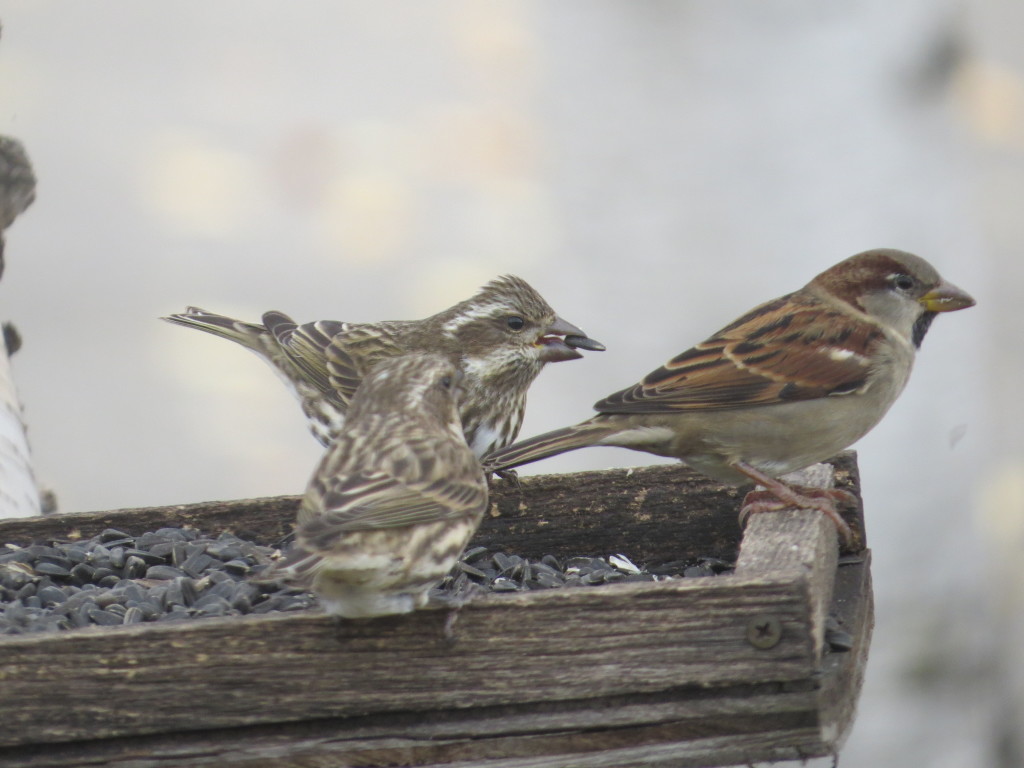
[
  {"x1": 0, "y1": 134, "x2": 41, "y2": 519},
  {"x1": 0, "y1": 344, "x2": 41, "y2": 518}
]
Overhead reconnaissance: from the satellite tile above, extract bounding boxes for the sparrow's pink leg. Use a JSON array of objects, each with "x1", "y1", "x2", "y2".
[{"x1": 733, "y1": 461, "x2": 857, "y2": 547}]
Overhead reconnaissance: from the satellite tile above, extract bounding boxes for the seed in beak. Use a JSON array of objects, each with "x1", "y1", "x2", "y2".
[{"x1": 565, "y1": 335, "x2": 606, "y2": 352}]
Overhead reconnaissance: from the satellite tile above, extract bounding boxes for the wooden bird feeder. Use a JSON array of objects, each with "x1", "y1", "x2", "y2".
[{"x1": 0, "y1": 451, "x2": 871, "y2": 767}]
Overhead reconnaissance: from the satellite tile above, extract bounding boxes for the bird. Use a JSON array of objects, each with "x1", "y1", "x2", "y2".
[
  {"x1": 260, "y1": 352, "x2": 489, "y2": 618},
  {"x1": 163, "y1": 275, "x2": 604, "y2": 457},
  {"x1": 0, "y1": 136, "x2": 37, "y2": 281},
  {"x1": 482, "y1": 249, "x2": 975, "y2": 544}
]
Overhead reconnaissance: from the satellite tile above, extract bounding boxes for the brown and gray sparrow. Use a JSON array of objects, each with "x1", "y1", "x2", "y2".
[
  {"x1": 163, "y1": 275, "x2": 604, "y2": 457},
  {"x1": 261, "y1": 352, "x2": 488, "y2": 618},
  {"x1": 483, "y1": 249, "x2": 975, "y2": 543}
]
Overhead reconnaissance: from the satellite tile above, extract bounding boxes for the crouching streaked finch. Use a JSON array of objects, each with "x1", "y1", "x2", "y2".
[
  {"x1": 260, "y1": 352, "x2": 488, "y2": 619},
  {"x1": 163, "y1": 275, "x2": 604, "y2": 457}
]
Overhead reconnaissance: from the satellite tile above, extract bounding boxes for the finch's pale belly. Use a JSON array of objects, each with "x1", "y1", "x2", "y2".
[{"x1": 312, "y1": 518, "x2": 479, "y2": 618}]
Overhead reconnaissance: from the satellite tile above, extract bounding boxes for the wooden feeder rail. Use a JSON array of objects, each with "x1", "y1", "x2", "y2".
[{"x1": 0, "y1": 452, "x2": 872, "y2": 768}]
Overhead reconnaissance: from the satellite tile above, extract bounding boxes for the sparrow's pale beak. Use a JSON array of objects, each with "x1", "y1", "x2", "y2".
[
  {"x1": 537, "y1": 316, "x2": 606, "y2": 362},
  {"x1": 918, "y1": 281, "x2": 976, "y2": 313}
]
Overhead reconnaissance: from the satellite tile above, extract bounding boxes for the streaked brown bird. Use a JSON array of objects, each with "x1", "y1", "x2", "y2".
[
  {"x1": 483, "y1": 249, "x2": 975, "y2": 543},
  {"x1": 261, "y1": 352, "x2": 488, "y2": 618},
  {"x1": 163, "y1": 275, "x2": 603, "y2": 456}
]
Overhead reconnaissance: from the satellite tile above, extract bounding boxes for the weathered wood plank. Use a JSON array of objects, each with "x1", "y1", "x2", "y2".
[
  {"x1": 0, "y1": 574, "x2": 816, "y2": 748},
  {"x1": 735, "y1": 463, "x2": 841, "y2": 657},
  {"x1": 0, "y1": 454, "x2": 870, "y2": 765},
  {"x1": 0, "y1": 676, "x2": 840, "y2": 768},
  {"x1": 0, "y1": 566, "x2": 870, "y2": 766},
  {"x1": 0, "y1": 726, "x2": 829, "y2": 768},
  {"x1": 409, "y1": 730, "x2": 827, "y2": 768},
  {"x1": 0, "y1": 494, "x2": 303, "y2": 549},
  {"x1": 0, "y1": 452, "x2": 863, "y2": 565},
  {"x1": 817, "y1": 551, "x2": 874, "y2": 751}
]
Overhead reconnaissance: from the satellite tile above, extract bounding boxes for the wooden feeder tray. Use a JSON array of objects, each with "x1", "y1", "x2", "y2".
[{"x1": 0, "y1": 451, "x2": 871, "y2": 768}]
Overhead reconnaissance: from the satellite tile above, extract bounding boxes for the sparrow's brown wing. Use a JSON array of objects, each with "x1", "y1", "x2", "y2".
[{"x1": 597, "y1": 293, "x2": 884, "y2": 414}]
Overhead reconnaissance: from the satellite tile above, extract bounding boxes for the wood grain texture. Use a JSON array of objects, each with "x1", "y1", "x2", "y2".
[
  {"x1": 0, "y1": 454, "x2": 869, "y2": 766},
  {"x1": 0, "y1": 494, "x2": 302, "y2": 548},
  {"x1": 736, "y1": 463, "x2": 841, "y2": 657},
  {"x1": 0, "y1": 575, "x2": 815, "y2": 747},
  {"x1": 0, "y1": 727, "x2": 831, "y2": 768},
  {"x1": 0, "y1": 559, "x2": 871, "y2": 768},
  {"x1": 818, "y1": 551, "x2": 874, "y2": 752},
  {"x1": 0, "y1": 452, "x2": 863, "y2": 563}
]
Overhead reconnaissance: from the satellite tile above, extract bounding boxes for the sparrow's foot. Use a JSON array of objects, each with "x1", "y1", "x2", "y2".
[
  {"x1": 731, "y1": 460, "x2": 860, "y2": 549},
  {"x1": 740, "y1": 487, "x2": 857, "y2": 549}
]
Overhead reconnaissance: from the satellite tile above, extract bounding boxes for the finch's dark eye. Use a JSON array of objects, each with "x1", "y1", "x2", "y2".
[
  {"x1": 505, "y1": 315, "x2": 525, "y2": 331},
  {"x1": 440, "y1": 375, "x2": 453, "y2": 389},
  {"x1": 893, "y1": 274, "x2": 915, "y2": 292}
]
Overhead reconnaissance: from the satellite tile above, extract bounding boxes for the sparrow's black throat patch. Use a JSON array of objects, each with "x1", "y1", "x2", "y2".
[{"x1": 912, "y1": 311, "x2": 936, "y2": 348}]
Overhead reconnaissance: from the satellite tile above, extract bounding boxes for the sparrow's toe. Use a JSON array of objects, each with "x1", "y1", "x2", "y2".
[{"x1": 739, "y1": 486, "x2": 858, "y2": 551}]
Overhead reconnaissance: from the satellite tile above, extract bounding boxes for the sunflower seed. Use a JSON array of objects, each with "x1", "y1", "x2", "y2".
[
  {"x1": 123, "y1": 606, "x2": 145, "y2": 624},
  {"x1": 123, "y1": 556, "x2": 147, "y2": 579},
  {"x1": 145, "y1": 565, "x2": 186, "y2": 581},
  {"x1": 206, "y1": 542, "x2": 242, "y2": 562},
  {"x1": 34, "y1": 562, "x2": 71, "y2": 577},
  {"x1": 69, "y1": 563, "x2": 96, "y2": 586},
  {"x1": 15, "y1": 582, "x2": 36, "y2": 600},
  {"x1": 99, "y1": 529, "x2": 133, "y2": 544},
  {"x1": 222, "y1": 559, "x2": 250, "y2": 576},
  {"x1": 609, "y1": 554, "x2": 641, "y2": 574},
  {"x1": 124, "y1": 549, "x2": 165, "y2": 565},
  {"x1": 37, "y1": 586, "x2": 67, "y2": 606},
  {"x1": 64, "y1": 546, "x2": 89, "y2": 565},
  {"x1": 564, "y1": 335, "x2": 606, "y2": 352}
]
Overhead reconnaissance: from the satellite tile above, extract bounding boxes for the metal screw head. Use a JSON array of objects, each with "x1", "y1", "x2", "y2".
[{"x1": 746, "y1": 614, "x2": 783, "y2": 649}]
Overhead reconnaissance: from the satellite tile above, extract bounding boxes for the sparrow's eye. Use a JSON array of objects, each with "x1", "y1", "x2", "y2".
[
  {"x1": 440, "y1": 375, "x2": 453, "y2": 389},
  {"x1": 892, "y1": 274, "x2": 915, "y2": 292},
  {"x1": 505, "y1": 315, "x2": 525, "y2": 331}
]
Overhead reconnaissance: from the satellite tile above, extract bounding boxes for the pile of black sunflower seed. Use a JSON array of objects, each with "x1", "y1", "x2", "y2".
[
  {"x1": 430, "y1": 547, "x2": 733, "y2": 604},
  {"x1": 0, "y1": 527, "x2": 315, "y2": 635},
  {"x1": 0, "y1": 526, "x2": 733, "y2": 635}
]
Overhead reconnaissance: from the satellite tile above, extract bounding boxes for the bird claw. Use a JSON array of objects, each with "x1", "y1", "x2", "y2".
[
  {"x1": 491, "y1": 468, "x2": 520, "y2": 488},
  {"x1": 442, "y1": 608, "x2": 461, "y2": 643},
  {"x1": 331, "y1": 614, "x2": 348, "y2": 643},
  {"x1": 740, "y1": 486, "x2": 859, "y2": 550},
  {"x1": 431, "y1": 582, "x2": 488, "y2": 643}
]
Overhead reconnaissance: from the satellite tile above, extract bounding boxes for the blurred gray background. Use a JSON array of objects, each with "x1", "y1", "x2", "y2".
[{"x1": 0, "y1": 1, "x2": 1020, "y2": 766}]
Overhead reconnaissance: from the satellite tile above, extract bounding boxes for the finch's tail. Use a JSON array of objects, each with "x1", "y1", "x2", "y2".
[
  {"x1": 482, "y1": 420, "x2": 615, "y2": 473},
  {"x1": 161, "y1": 307, "x2": 269, "y2": 353},
  {"x1": 255, "y1": 543, "x2": 320, "y2": 588}
]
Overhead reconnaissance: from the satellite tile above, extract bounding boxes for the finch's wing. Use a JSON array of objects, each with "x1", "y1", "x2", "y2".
[
  {"x1": 299, "y1": 439, "x2": 486, "y2": 540},
  {"x1": 262, "y1": 311, "x2": 345, "y2": 398},
  {"x1": 298, "y1": 476, "x2": 485, "y2": 556},
  {"x1": 273, "y1": 440, "x2": 485, "y2": 583},
  {"x1": 596, "y1": 294, "x2": 883, "y2": 414},
  {"x1": 322, "y1": 325, "x2": 407, "y2": 410}
]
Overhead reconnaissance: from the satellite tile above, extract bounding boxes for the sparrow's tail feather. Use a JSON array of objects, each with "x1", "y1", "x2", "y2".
[
  {"x1": 482, "y1": 420, "x2": 614, "y2": 473},
  {"x1": 161, "y1": 307, "x2": 268, "y2": 352}
]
